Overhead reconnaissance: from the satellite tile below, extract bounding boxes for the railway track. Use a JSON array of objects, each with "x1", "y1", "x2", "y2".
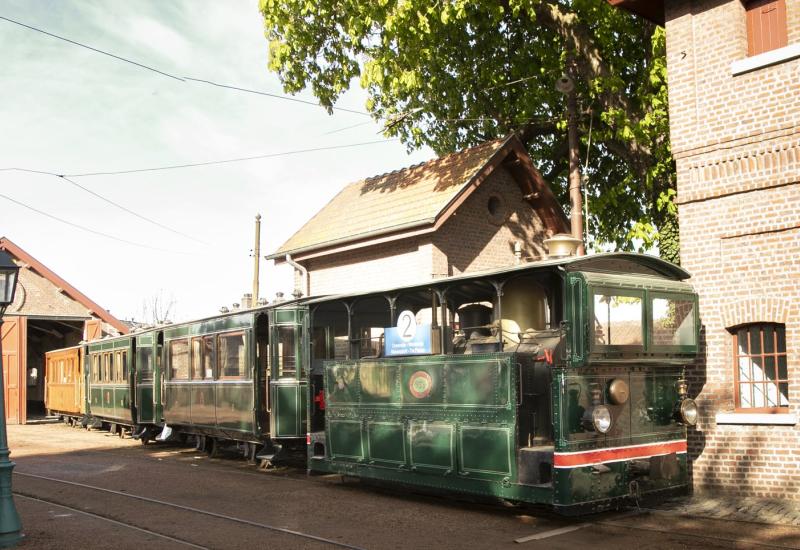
[
  {"x1": 14, "y1": 493, "x2": 208, "y2": 549},
  {"x1": 14, "y1": 472, "x2": 366, "y2": 550},
  {"x1": 12, "y1": 425, "x2": 800, "y2": 550}
]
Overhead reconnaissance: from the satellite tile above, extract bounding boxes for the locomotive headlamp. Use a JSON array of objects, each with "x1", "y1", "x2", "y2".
[
  {"x1": 592, "y1": 405, "x2": 613, "y2": 434},
  {"x1": 581, "y1": 383, "x2": 613, "y2": 434},
  {"x1": 677, "y1": 398, "x2": 698, "y2": 426}
]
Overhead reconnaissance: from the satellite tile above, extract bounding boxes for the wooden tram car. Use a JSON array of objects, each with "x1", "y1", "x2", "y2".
[
  {"x1": 44, "y1": 345, "x2": 85, "y2": 425},
  {"x1": 44, "y1": 253, "x2": 699, "y2": 514}
]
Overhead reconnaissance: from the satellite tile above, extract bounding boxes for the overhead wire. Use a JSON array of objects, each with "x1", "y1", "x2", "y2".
[
  {"x1": 183, "y1": 78, "x2": 370, "y2": 117},
  {"x1": 45, "y1": 139, "x2": 399, "y2": 177},
  {"x1": 0, "y1": 192, "x2": 192, "y2": 254},
  {"x1": 0, "y1": 15, "x2": 370, "y2": 116},
  {"x1": 0, "y1": 140, "x2": 398, "y2": 248},
  {"x1": 0, "y1": 15, "x2": 184, "y2": 82},
  {"x1": 58, "y1": 175, "x2": 205, "y2": 243}
]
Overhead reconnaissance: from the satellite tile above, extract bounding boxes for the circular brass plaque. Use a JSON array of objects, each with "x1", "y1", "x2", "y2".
[{"x1": 607, "y1": 379, "x2": 630, "y2": 405}]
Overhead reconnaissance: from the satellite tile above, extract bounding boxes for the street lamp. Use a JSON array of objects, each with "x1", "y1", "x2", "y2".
[{"x1": 0, "y1": 250, "x2": 22, "y2": 548}]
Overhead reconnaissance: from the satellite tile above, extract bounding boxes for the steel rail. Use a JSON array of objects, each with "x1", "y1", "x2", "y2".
[
  {"x1": 14, "y1": 493, "x2": 208, "y2": 549},
  {"x1": 15, "y1": 471, "x2": 366, "y2": 550}
]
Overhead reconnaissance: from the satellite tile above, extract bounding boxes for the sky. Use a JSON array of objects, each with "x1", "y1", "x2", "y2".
[{"x1": 0, "y1": 0, "x2": 434, "y2": 323}]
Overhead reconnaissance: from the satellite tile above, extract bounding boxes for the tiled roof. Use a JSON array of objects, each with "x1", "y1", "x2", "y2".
[
  {"x1": 0, "y1": 237, "x2": 129, "y2": 334},
  {"x1": 275, "y1": 137, "x2": 510, "y2": 256}
]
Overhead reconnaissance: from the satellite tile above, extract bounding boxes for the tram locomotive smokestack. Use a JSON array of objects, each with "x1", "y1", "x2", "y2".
[{"x1": 543, "y1": 233, "x2": 582, "y2": 259}]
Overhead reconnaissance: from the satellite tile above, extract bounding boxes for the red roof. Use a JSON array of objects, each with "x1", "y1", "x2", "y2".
[
  {"x1": 0, "y1": 237, "x2": 128, "y2": 334},
  {"x1": 269, "y1": 135, "x2": 568, "y2": 260}
]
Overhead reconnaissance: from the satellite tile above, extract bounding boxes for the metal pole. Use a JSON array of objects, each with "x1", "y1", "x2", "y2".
[
  {"x1": 253, "y1": 214, "x2": 261, "y2": 305},
  {"x1": 566, "y1": 83, "x2": 586, "y2": 256},
  {"x1": 0, "y1": 311, "x2": 23, "y2": 548}
]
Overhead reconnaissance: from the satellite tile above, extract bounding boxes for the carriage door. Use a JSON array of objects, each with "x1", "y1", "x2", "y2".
[{"x1": 269, "y1": 308, "x2": 308, "y2": 439}]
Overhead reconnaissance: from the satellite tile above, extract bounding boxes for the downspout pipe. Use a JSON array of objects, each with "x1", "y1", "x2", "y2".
[{"x1": 284, "y1": 254, "x2": 309, "y2": 298}]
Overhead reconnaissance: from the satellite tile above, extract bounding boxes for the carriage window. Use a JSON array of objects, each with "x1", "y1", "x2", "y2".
[
  {"x1": 169, "y1": 339, "x2": 189, "y2": 380},
  {"x1": 593, "y1": 293, "x2": 643, "y2": 346},
  {"x1": 733, "y1": 323, "x2": 788, "y2": 411},
  {"x1": 114, "y1": 351, "x2": 122, "y2": 382},
  {"x1": 218, "y1": 332, "x2": 246, "y2": 379},
  {"x1": 277, "y1": 326, "x2": 297, "y2": 378},
  {"x1": 652, "y1": 297, "x2": 696, "y2": 347},
  {"x1": 105, "y1": 353, "x2": 113, "y2": 382},
  {"x1": 191, "y1": 338, "x2": 204, "y2": 380},
  {"x1": 121, "y1": 351, "x2": 128, "y2": 382},
  {"x1": 91, "y1": 355, "x2": 99, "y2": 382},
  {"x1": 203, "y1": 336, "x2": 215, "y2": 379},
  {"x1": 138, "y1": 347, "x2": 154, "y2": 381}
]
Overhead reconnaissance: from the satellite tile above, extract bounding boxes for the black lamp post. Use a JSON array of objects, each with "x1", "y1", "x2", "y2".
[{"x1": 0, "y1": 250, "x2": 22, "y2": 547}]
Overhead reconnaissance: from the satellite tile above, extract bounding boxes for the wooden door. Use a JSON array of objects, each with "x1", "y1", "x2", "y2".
[
  {"x1": 85, "y1": 319, "x2": 103, "y2": 341},
  {"x1": 1, "y1": 317, "x2": 25, "y2": 424}
]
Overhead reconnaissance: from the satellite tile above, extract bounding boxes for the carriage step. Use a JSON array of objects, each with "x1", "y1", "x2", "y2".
[{"x1": 156, "y1": 425, "x2": 173, "y2": 441}]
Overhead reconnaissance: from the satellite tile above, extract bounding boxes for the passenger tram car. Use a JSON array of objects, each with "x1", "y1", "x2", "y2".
[{"x1": 44, "y1": 252, "x2": 699, "y2": 514}]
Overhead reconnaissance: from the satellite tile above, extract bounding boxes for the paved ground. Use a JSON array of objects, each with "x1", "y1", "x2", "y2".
[
  {"x1": 659, "y1": 493, "x2": 800, "y2": 527},
  {"x1": 5, "y1": 422, "x2": 800, "y2": 549}
]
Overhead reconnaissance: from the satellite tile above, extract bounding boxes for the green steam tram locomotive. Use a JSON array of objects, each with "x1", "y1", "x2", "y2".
[
  {"x1": 300, "y1": 252, "x2": 699, "y2": 514},
  {"x1": 46, "y1": 252, "x2": 698, "y2": 514}
]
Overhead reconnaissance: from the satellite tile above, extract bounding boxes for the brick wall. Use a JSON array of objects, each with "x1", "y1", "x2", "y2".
[
  {"x1": 666, "y1": 0, "x2": 800, "y2": 499},
  {"x1": 304, "y1": 239, "x2": 433, "y2": 296},
  {"x1": 300, "y1": 167, "x2": 548, "y2": 296},
  {"x1": 434, "y1": 166, "x2": 548, "y2": 275}
]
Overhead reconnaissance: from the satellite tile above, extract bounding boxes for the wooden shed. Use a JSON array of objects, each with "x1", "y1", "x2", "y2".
[{"x1": 0, "y1": 237, "x2": 127, "y2": 424}]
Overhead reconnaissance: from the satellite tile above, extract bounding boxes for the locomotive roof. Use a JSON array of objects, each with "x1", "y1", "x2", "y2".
[{"x1": 303, "y1": 252, "x2": 691, "y2": 304}]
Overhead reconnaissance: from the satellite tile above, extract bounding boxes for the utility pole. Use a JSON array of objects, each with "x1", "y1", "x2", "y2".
[
  {"x1": 557, "y1": 67, "x2": 586, "y2": 256},
  {"x1": 252, "y1": 214, "x2": 261, "y2": 305}
]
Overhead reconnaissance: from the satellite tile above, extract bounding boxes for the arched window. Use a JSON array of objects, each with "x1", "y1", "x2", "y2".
[{"x1": 732, "y1": 323, "x2": 788, "y2": 411}]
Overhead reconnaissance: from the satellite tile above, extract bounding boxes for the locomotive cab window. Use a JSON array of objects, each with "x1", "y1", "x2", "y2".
[
  {"x1": 591, "y1": 290, "x2": 644, "y2": 348},
  {"x1": 650, "y1": 295, "x2": 697, "y2": 349}
]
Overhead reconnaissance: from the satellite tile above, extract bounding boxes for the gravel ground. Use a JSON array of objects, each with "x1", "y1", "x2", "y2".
[{"x1": 6, "y1": 422, "x2": 800, "y2": 550}]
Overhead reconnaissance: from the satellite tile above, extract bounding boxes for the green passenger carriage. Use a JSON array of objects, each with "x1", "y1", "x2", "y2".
[
  {"x1": 304, "y1": 253, "x2": 700, "y2": 514},
  {"x1": 85, "y1": 335, "x2": 137, "y2": 433},
  {"x1": 159, "y1": 305, "x2": 308, "y2": 459}
]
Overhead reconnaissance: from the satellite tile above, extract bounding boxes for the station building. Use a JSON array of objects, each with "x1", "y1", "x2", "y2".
[
  {"x1": 267, "y1": 134, "x2": 570, "y2": 297},
  {"x1": 611, "y1": 0, "x2": 800, "y2": 499},
  {"x1": 0, "y1": 237, "x2": 127, "y2": 424}
]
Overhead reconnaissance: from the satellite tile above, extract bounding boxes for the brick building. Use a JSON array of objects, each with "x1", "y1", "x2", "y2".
[
  {"x1": 0, "y1": 237, "x2": 127, "y2": 424},
  {"x1": 612, "y1": 0, "x2": 800, "y2": 499},
  {"x1": 268, "y1": 135, "x2": 569, "y2": 296}
]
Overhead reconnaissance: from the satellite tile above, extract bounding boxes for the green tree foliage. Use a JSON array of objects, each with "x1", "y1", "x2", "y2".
[{"x1": 260, "y1": 0, "x2": 678, "y2": 260}]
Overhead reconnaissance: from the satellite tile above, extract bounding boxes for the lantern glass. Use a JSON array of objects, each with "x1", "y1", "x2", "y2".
[{"x1": 0, "y1": 251, "x2": 20, "y2": 307}]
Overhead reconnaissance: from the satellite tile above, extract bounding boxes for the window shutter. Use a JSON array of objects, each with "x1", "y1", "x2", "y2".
[{"x1": 746, "y1": 0, "x2": 788, "y2": 56}]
